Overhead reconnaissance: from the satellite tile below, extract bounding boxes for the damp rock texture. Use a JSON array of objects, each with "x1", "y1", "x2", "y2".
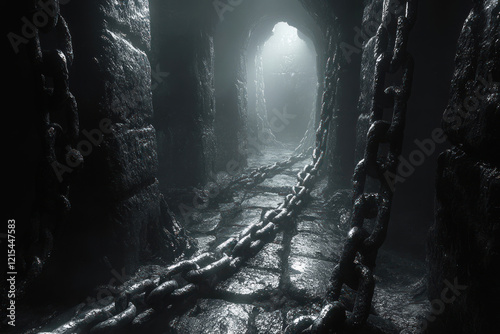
[
  {"x1": 428, "y1": 1, "x2": 500, "y2": 333},
  {"x1": 43, "y1": 0, "x2": 188, "y2": 295},
  {"x1": 162, "y1": 147, "x2": 427, "y2": 334},
  {"x1": 150, "y1": 0, "x2": 217, "y2": 190}
]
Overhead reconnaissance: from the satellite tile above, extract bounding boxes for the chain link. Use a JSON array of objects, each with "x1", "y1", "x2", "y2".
[
  {"x1": 229, "y1": 151, "x2": 310, "y2": 190},
  {"x1": 17, "y1": 0, "x2": 82, "y2": 289},
  {"x1": 40, "y1": 48, "x2": 335, "y2": 334},
  {"x1": 32, "y1": 0, "x2": 418, "y2": 332},
  {"x1": 285, "y1": 0, "x2": 417, "y2": 333},
  {"x1": 29, "y1": 1, "x2": 81, "y2": 213}
]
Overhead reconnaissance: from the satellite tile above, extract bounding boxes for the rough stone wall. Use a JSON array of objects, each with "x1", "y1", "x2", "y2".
[
  {"x1": 354, "y1": 0, "x2": 473, "y2": 257},
  {"x1": 251, "y1": 44, "x2": 280, "y2": 150},
  {"x1": 150, "y1": 0, "x2": 217, "y2": 190},
  {"x1": 305, "y1": 0, "x2": 363, "y2": 190},
  {"x1": 214, "y1": 33, "x2": 249, "y2": 171},
  {"x1": 355, "y1": 0, "x2": 382, "y2": 164},
  {"x1": 427, "y1": 1, "x2": 499, "y2": 332},
  {"x1": 5, "y1": 0, "x2": 188, "y2": 301},
  {"x1": 61, "y1": 0, "x2": 188, "y2": 293}
]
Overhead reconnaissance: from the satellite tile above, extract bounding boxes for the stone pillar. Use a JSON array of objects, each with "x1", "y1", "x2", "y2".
[
  {"x1": 46, "y1": 0, "x2": 187, "y2": 294},
  {"x1": 214, "y1": 34, "x2": 248, "y2": 171},
  {"x1": 427, "y1": 1, "x2": 499, "y2": 332},
  {"x1": 150, "y1": 1, "x2": 217, "y2": 190},
  {"x1": 323, "y1": 12, "x2": 363, "y2": 190}
]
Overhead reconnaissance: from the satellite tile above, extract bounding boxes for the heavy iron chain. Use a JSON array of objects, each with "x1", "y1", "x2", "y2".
[
  {"x1": 229, "y1": 150, "x2": 310, "y2": 190},
  {"x1": 39, "y1": 56, "x2": 335, "y2": 334},
  {"x1": 40, "y1": 122, "x2": 331, "y2": 334},
  {"x1": 34, "y1": 1, "x2": 416, "y2": 333},
  {"x1": 285, "y1": 0, "x2": 417, "y2": 333},
  {"x1": 29, "y1": 0, "x2": 82, "y2": 214},
  {"x1": 21, "y1": 0, "x2": 82, "y2": 282}
]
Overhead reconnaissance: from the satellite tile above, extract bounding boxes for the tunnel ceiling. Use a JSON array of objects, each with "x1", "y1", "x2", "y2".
[{"x1": 213, "y1": 0, "x2": 326, "y2": 55}]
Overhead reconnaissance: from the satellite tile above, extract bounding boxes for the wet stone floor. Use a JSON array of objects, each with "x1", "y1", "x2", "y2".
[
  {"x1": 31, "y1": 147, "x2": 430, "y2": 334},
  {"x1": 166, "y1": 147, "x2": 430, "y2": 334}
]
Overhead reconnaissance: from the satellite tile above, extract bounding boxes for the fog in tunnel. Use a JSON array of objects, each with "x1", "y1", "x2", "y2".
[
  {"x1": 246, "y1": 22, "x2": 318, "y2": 150},
  {"x1": 5, "y1": 0, "x2": 498, "y2": 333}
]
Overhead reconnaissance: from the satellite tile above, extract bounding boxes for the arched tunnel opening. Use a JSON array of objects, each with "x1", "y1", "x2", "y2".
[
  {"x1": 4, "y1": 0, "x2": 499, "y2": 333},
  {"x1": 247, "y1": 22, "x2": 318, "y2": 151},
  {"x1": 244, "y1": 20, "x2": 319, "y2": 175}
]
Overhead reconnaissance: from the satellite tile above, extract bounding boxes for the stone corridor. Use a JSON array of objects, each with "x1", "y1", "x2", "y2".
[
  {"x1": 98, "y1": 148, "x2": 428, "y2": 334},
  {"x1": 6, "y1": 1, "x2": 498, "y2": 333}
]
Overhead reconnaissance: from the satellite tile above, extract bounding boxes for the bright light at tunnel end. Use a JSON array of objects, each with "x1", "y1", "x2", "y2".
[{"x1": 272, "y1": 21, "x2": 298, "y2": 36}]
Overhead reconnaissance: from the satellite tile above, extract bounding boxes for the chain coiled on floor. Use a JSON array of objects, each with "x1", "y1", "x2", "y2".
[
  {"x1": 39, "y1": 55, "x2": 334, "y2": 334},
  {"x1": 36, "y1": 0, "x2": 416, "y2": 332},
  {"x1": 285, "y1": 0, "x2": 417, "y2": 333}
]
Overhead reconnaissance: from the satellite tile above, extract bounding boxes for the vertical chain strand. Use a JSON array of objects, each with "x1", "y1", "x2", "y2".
[{"x1": 286, "y1": 0, "x2": 417, "y2": 332}]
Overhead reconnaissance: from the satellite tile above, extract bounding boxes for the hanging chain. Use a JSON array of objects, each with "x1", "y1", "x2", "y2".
[
  {"x1": 16, "y1": 0, "x2": 82, "y2": 286},
  {"x1": 29, "y1": 0, "x2": 82, "y2": 215},
  {"x1": 40, "y1": 116, "x2": 330, "y2": 333},
  {"x1": 38, "y1": 32, "x2": 337, "y2": 334},
  {"x1": 31, "y1": 1, "x2": 416, "y2": 333},
  {"x1": 285, "y1": 0, "x2": 417, "y2": 332}
]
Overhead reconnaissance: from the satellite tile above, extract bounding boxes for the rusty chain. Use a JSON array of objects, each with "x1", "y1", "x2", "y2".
[{"x1": 285, "y1": 0, "x2": 417, "y2": 333}]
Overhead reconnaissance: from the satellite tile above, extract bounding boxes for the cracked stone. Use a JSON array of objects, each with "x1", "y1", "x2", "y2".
[
  {"x1": 290, "y1": 232, "x2": 341, "y2": 262},
  {"x1": 247, "y1": 242, "x2": 283, "y2": 272},
  {"x1": 241, "y1": 192, "x2": 283, "y2": 209},
  {"x1": 296, "y1": 219, "x2": 331, "y2": 234},
  {"x1": 189, "y1": 212, "x2": 222, "y2": 234},
  {"x1": 215, "y1": 267, "x2": 280, "y2": 300},
  {"x1": 288, "y1": 255, "x2": 334, "y2": 300},
  {"x1": 193, "y1": 235, "x2": 216, "y2": 255},
  {"x1": 258, "y1": 174, "x2": 296, "y2": 190},
  {"x1": 232, "y1": 209, "x2": 264, "y2": 227},
  {"x1": 247, "y1": 148, "x2": 293, "y2": 169},
  {"x1": 255, "y1": 309, "x2": 283, "y2": 334},
  {"x1": 171, "y1": 299, "x2": 252, "y2": 334}
]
